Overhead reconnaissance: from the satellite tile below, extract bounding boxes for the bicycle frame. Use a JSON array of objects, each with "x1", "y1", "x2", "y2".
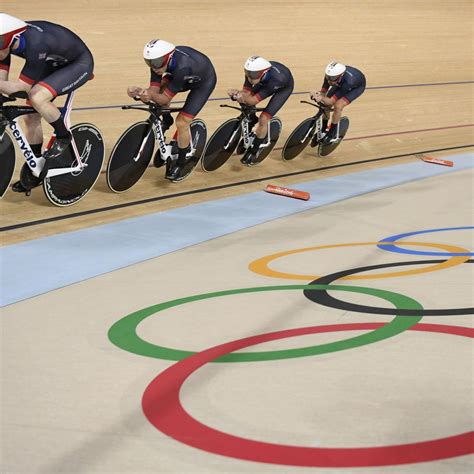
[
  {"x1": 0, "y1": 90, "x2": 87, "y2": 178},
  {"x1": 220, "y1": 104, "x2": 273, "y2": 151},
  {"x1": 299, "y1": 100, "x2": 332, "y2": 144},
  {"x1": 121, "y1": 104, "x2": 200, "y2": 162}
]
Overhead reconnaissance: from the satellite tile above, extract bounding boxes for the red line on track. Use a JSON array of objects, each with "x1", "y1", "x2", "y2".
[{"x1": 272, "y1": 123, "x2": 474, "y2": 151}]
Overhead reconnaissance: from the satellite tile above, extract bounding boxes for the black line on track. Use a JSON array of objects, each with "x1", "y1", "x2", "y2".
[{"x1": 2, "y1": 144, "x2": 472, "y2": 233}]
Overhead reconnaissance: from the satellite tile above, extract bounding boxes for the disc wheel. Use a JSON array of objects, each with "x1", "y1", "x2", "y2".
[
  {"x1": 201, "y1": 118, "x2": 241, "y2": 172},
  {"x1": 106, "y1": 121, "x2": 154, "y2": 193},
  {"x1": 43, "y1": 123, "x2": 105, "y2": 206},
  {"x1": 281, "y1": 117, "x2": 316, "y2": 161}
]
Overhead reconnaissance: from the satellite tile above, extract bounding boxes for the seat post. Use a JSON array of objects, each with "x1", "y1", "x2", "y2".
[{"x1": 59, "y1": 90, "x2": 76, "y2": 128}]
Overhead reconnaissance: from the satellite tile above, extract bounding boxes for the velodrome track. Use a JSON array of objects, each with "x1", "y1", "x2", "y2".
[{"x1": 1, "y1": 1, "x2": 473, "y2": 472}]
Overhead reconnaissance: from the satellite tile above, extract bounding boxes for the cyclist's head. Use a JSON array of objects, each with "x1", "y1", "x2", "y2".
[
  {"x1": 0, "y1": 13, "x2": 27, "y2": 50},
  {"x1": 244, "y1": 56, "x2": 271, "y2": 83},
  {"x1": 143, "y1": 39, "x2": 175, "y2": 71},
  {"x1": 325, "y1": 61, "x2": 346, "y2": 83}
]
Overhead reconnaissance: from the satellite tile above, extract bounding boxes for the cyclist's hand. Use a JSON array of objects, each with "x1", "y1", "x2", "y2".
[
  {"x1": 127, "y1": 86, "x2": 143, "y2": 98},
  {"x1": 234, "y1": 92, "x2": 245, "y2": 102},
  {"x1": 227, "y1": 88, "x2": 240, "y2": 100},
  {"x1": 310, "y1": 91, "x2": 322, "y2": 103},
  {"x1": 139, "y1": 89, "x2": 152, "y2": 103}
]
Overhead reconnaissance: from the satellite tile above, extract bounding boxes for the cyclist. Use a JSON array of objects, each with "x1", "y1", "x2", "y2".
[
  {"x1": 127, "y1": 39, "x2": 216, "y2": 181},
  {"x1": 227, "y1": 55, "x2": 294, "y2": 165},
  {"x1": 310, "y1": 61, "x2": 366, "y2": 144},
  {"x1": 0, "y1": 13, "x2": 94, "y2": 193}
]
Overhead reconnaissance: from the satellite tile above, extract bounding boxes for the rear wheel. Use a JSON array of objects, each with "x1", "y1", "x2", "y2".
[
  {"x1": 173, "y1": 119, "x2": 208, "y2": 182},
  {"x1": 201, "y1": 118, "x2": 241, "y2": 172},
  {"x1": 43, "y1": 123, "x2": 105, "y2": 206},
  {"x1": 254, "y1": 117, "x2": 282, "y2": 164},
  {"x1": 318, "y1": 116, "x2": 350, "y2": 157},
  {"x1": 281, "y1": 117, "x2": 316, "y2": 161}
]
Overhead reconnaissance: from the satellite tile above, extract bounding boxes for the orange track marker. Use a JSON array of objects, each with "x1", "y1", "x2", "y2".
[
  {"x1": 265, "y1": 184, "x2": 310, "y2": 201},
  {"x1": 417, "y1": 154, "x2": 454, "y2": 167}
]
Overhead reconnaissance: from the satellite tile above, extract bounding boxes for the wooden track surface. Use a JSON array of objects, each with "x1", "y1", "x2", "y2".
[{"x1": 1, "y1": 0, "x2": 473, "y2": 245}]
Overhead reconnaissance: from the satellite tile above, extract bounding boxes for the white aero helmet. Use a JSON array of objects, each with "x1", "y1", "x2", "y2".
[
  {"x1": 244, "y1": 55, "x2": 272, "y2": 80},
  {"x1": 143, "y1": 39, "x2": 176, "y2": 69},
  {"x1": 0, "y1": 13, "x2": 27, "y2": 50},
  {"x1": 325, "y1": 61, "x2": 346, "y2": 81}
]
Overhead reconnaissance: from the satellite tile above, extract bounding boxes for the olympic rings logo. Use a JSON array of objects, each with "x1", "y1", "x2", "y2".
[{"x1": 108, "y1": 226, "x2": 474, "y2": 468}]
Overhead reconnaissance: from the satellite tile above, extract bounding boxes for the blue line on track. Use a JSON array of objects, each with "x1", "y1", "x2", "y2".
[
  {"x1": 73, "y1": 80, "x2": 474, "y2": 111},
  {"x1": 1, "y1": 152, "x2": 472, "y2": 307}
]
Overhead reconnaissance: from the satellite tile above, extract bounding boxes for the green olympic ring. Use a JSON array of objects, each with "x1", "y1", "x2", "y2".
[{"x1": 108, "y1": 284, "x2": 423, "y2": 362}]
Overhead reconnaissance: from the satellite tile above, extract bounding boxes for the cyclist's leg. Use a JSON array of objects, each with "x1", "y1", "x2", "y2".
[
  {"x1": 29, "y1": 52, "x2": 94, "y2": 161},
  {"x1": 23, "y1": 111, "x2": 43, "y2": 149},
  {"x1": 325, "y1": 79, "x2": 365, "y2": 142},
  {"x1": 167, "y1": 73, "x2": 216, "y2": 180},
  {"x1": 243, "y1": 78, "x2": 293, "y2": 164},
  {"x1": 160, "y1": 76, "x2": 174, "y2": 132}
]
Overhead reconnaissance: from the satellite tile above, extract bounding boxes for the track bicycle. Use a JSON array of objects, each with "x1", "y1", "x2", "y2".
[
  {"x1": 0, "y1": 90, "x2": 105, "y2": 206},
  {"x1": 201, "y1": 102, "x2": 282, "y2": 172},
  {"x1": 281, "y1": 100, "x2": 349, "y2": 161},
  {"x1": 106, "y1": 103, "x2": 207, "y2": 192}
]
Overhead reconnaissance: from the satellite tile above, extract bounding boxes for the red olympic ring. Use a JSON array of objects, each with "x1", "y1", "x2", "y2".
[{"x1": 142, "y1": 322, "x2": 474, "y2": 467}]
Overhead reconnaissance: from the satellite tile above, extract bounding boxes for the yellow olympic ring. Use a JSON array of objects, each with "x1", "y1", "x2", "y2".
[{"x1": 249, "y1": 242, "x2": 471, "y2": 281}]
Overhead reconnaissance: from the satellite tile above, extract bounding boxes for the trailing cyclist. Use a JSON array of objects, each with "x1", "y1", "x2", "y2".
[{"x1": 310, "y1": 61, "x2": 366, "y2": 144}]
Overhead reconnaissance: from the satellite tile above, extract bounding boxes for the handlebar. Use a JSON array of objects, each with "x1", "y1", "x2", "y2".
[
  {"x1": 122, "y1": 103, "x2": 183, "y2": 114},
  {"x1": 300, "y1": 100, "x2": 333, "y2": 112},
  {"x1": 11, "y1": 91, "x2": 29, "y2": 99},
  {"x1": 0, "y1": 90, "x2": 29, "y2": 106},
  {"x1": 220, "y1": 103, "x2": 266, "y2": 113},
  {"x1": 0, "y1": 96, "x2": 16, "y2": 106}
]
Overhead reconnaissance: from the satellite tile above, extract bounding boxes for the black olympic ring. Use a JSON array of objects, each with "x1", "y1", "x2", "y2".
[{"x1": 304, "y1": 260, "x2": 474, "y2": 316}]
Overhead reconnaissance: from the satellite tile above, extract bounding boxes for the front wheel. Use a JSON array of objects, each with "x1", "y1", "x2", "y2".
[
  {"x1": 318, "y1": 116, "x2": 350, "y2": 157},
  {"x1": 0, "y1": 131, "x2": 15, "y2": 198},
  {"x1": 281, "y1": 117, "x2": 316, "y2": 161},
  {"x1": 106, "y1": 121, "x2": 154, "y2": 193},
  {"x1": 253, "y1": 117, "x2": 282, "y2": 164},
  {"x1": 201, "y1": 118, "x2": 241, "y2": 172},
  {"x1": 43, "y1": 123, "x2": 105, "y2": 206}
]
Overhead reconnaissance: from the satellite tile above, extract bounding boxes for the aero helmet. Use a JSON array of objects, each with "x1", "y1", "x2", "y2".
[
  {"x1": 325, "y1": 61, "x2": 346, "y2": 81},
  {"x1": 0, "y1": 13, "x2": 27, "y2": 50},
  {"x1": 143, "y1": 39, "x2": 176, "y2": 69},
  {"x1": 244, "y1": 55, "x2": 272, "y2": 80}
]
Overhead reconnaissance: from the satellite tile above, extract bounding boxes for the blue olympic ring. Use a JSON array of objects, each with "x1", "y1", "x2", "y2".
[{"x1": 378, "y1": 226, "x2": 474, "y2": 256}]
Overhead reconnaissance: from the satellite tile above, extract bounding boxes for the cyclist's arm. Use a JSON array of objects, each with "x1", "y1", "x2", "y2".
[
  {"x1": 318, "y1": 94, "x2": 337, "y2": 107},
  {"x1": 0, "y1": 78, "x2": 31, "y2": 95},
  {"x1": 230, "y1": 76, "x2": 258, "y2": 104},
  {"x1": 0, "y1": 55, "x2": 29, "y2": 95},
  {"x1": 310, "y1": 78, "x2": 330, "y2": 101},
  {"x1": 237, "y1": 91, "x2": 259, "y2": 106},
  {"x1": 240, "y1": 81, "x2": 275, "y2": 106},
  {"x1": 0, "y1": 68, "x2": 8, "y2": 83},
  {"x1": 140, "y1": 69, "x2": 171, "y2": 105},
  {"x1": 144, "y1": 86, "x2": 171, "y2": 106}
]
